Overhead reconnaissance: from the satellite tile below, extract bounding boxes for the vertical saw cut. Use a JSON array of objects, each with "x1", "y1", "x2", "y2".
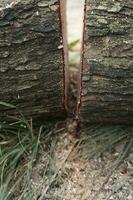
[
  {"x1": 0, "y1": 0, "x2": 69, "y2": 120},
  {"x1": 78, "y1": 0, "x2": 133, "y2": 124}
]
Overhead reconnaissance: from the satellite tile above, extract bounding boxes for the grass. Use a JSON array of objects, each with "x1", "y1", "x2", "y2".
[
  {"x1": 0, "y1": 102, "x2": 57, "y2": 200},
  {"x1": 68, "y1": 39, "x2": 80, "y2": 50},
  {"x1": 0, "y1": 120, "x2": 54, "y2": 200},
  {"x1": 0, "y1": 102, "x2": 133, "y2": 199},
  {"x1": 76, "y1": 125, "x2": 133, "y2": 168}
]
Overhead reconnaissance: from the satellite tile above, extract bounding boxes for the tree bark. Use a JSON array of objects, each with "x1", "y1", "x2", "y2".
[
  {"x1": 78, "y1": 0, "x2": 133, "y2": 124},
  {"x1": 0, "y1": 0, "x2": 68, "y2": 120}
]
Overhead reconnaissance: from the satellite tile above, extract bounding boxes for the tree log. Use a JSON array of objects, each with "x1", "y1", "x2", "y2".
[
  {"x1": 0, "y1": 0, "x2": 68, "y2": 120},
  {"x1": 78, "y1": 0, "x2": 133, "y2": 124}
]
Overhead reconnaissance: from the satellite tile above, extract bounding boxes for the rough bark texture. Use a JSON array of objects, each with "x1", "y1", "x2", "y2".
[
  {"x1": 79, "y1": 0, "x2": 133, "y2": 124},
  {"x1": 0, "y1": 0, "x2": 68, "y2": 120}
]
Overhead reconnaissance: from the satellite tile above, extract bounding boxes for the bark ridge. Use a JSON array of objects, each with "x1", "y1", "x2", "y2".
[
  {"x1": 0, "y1": 0, "x2": 67, "y2": 119},
  {"x1": 79, "y1": 0, "x2": 133, "y2": 124}
]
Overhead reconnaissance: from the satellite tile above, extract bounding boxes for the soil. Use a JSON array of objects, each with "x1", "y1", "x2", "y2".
[{"x1": 29, "y1": 121, "x2": 133, "y2": 200}]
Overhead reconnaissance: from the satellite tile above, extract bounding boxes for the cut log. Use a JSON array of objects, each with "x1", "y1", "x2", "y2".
[
  {"x1": 78, "y1": 0, "x2": 133, "y2": 124},
  {"x1": 0, "y1": 0, "x2": 68, "y2": 120}
]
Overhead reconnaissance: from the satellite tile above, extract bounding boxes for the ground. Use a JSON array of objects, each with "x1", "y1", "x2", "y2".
[{"x1": 28, "y1": 121, "x2": 133, "y2": 200}]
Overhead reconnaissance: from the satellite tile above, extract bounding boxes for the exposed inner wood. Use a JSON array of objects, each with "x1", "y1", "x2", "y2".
[
  {"x1": 77, "y1": 0, "x2": 87, "y2": 120},
  {"x1": 67, "y1": 0, "x2": 85, "y2": 118},
  {"x1": 59, "y1": 0, "x2": 69, "y2": 112}
]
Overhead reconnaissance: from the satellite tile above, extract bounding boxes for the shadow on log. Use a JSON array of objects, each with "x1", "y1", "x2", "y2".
[
  {"x1": 78, "y1": 0, "x2": 133, "y2": 124},
  {"x1": 0, "y1": 0, "x2": 68, "y2": 120}
]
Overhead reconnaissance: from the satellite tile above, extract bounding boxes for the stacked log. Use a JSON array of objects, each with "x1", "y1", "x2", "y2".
[
  {"x1": 78, "y1": 0, "x2": 133, "y2": 124},
  {"x1": 0, "y1": 0, "x2": 68, "y2": 120},
  {"x1": 1, "y1": 0, "x2": 133, "y2": 124}
]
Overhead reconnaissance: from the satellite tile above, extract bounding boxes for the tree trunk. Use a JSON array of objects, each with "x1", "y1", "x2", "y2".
[
  {"x1": 0, "y1": 0, "x2": 68, "y2": 120},
  {"x1": 78, "y1": 0, "x2": 133, "y2": 124}
]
